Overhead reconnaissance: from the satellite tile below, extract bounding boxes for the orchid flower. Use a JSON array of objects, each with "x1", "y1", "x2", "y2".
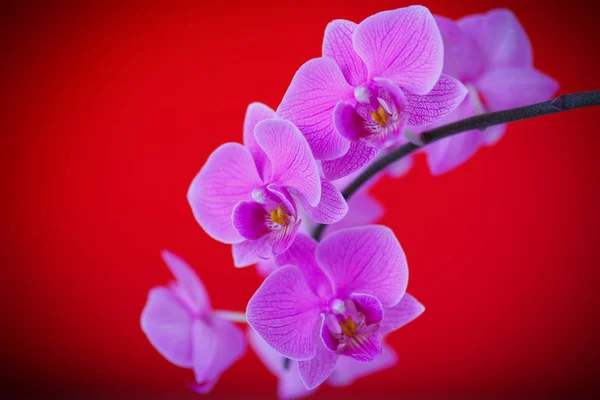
[
  {"x1": 246, "y1": 227, "x2": 424, "y2": 389},
  {"x1": 248, "y1": 329, "x2": 399, "y2": 399},
  {"x1": 188, "y1": 103, "x2": 348, "y2": 268},
  {"x1": 277, "y1": 6, "x2": 468, "y2": 181},
  {"x1": 140, "y1": 251, "x2": 246, "y2": 393},
  {"x1": 422, "y1": 9, "x2": 559, "y2": 175}
]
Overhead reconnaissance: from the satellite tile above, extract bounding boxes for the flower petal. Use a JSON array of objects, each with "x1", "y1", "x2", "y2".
[
  {"x1": 298, "y1": 340, "x2": 339, "y2": 390},
  {"x1": 275, "y1": 234, "x2": 333, "y2": 297},
  {"x1": 333, "y1": 100, "x2": 368, "y2": 142},
  {"x1": 192, "y1": 317, "x2": 246, "y2": 389},
  {"x1": 279, "y1": 366, "x2": 315, "y2": 400},
  {"x1": 476, "y1": 67, "x2": 559, "y2": 111},
  {"x1": 353, "y1": 6, "x2": 443, "y2": 95},
  {"x1": 322, "y1": 19, "x2": 368, "y2": 86},
  {"x1": 380, "y1": 293, "x2": 425, "y2": 335},
  {"x1": 232, "y1": 201, "x2": 270, "y2": 240},
  {"x1": 296, "y1": 179, "x2": 348, "y2": 224},
  {"x1": 188, "y1": 143, "x2": 262, "y2": 244},
  {"x1": 140, "y1": 288, "x2": 193, "y2": 368},
  {"x1": 316, "y1": 225, "x2": 408, "y2": 307},
  {"x1": 232, "y1": 240, "x2": 264, "y2": 268},
  {"x1": 255, "y1": 119, "x2": 321, "y2": 206},
  {"x1": 277, "y1": 58, "x2": 353, "y2": 160},
  {"x1": 434, "y1": 15, "x2": 483, "y2": 82},
  {"x1": 404, "y1": 74, "x2": 468, "y2": 127},
  {"x1": 351, "y1": 293, "x2": 384, "y2": 325},
  {"x1": 272, "y1": 221, "x2": 302, "y2": 256},
  {"x1": 243, "y1": 102, "x2": 276, "y2": 180},
  {"x1": 459, "y1": 9, "x2": 532, "y2": 70},
  {"x1": 482, "y1": 123, "x2": 507, "y2": 146},
  {"x1": 322, "y1": 141, "x2": 379, "y2": 181},
  {"x1": 338, "y1": 324, "x2": 382, "y2": 362},
  {"x1": 161, "y1": 250, "x2": 211, "y2": 314},
  {"x1": 387, "y1": 155, "x2": 413, "y2": 178},
  {"x1": 324, "y1": 189, "x2": 384, "y2": 237},
  {"x1": 246, "y1": 265, "x2": 323, "y2": 360},
  {"x1": 327, "y1": 342, "x2": 398, "y2": 387}
]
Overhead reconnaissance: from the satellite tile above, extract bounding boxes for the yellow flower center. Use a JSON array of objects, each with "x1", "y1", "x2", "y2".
[
  {"x1": 269, "y1": 205, "x2": 289, "y2": 226},
  {"x1": 369, "y1": 104, "x2": 389, "y2": 127},
  {"x1": 339, "y1": 316, "x2": 357, "y2": 337}
]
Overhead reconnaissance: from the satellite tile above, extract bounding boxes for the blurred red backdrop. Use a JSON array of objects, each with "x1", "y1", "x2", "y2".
[{"x1": 1, "y1": 0, "x2": 599, "y2": 398}]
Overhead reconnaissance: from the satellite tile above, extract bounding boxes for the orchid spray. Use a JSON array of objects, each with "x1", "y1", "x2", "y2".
[{"x1": 141, "y1": 5, "x2": 599, "y2": 398}]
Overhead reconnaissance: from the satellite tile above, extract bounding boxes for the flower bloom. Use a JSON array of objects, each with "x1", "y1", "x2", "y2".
[
  {"x1": 246, "y1": 227, "x2": 424, "y2": 389},
  {"x1": 423, "y1": 9, "x2": 559, "y2": 175},
  {"x1": 248, "y1": 329, "x2": 399, "y2": 399},
  {"x1": 277, "y1": 6, "x2": 467, "y2": 181},
  {"x1": 188, "y1": 103, "x2": 348, "y2": 267},
  {"x1": 140, "y1": 251, "x2": 246, "y2": 393}
]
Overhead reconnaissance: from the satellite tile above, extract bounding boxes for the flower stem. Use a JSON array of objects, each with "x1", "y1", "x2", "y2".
[
  {"x1": 312, "y1": 90, "x2": 600, "y2": 241},
  {"x1": 212, "y1": 310, "x2": 247, "y2": 323}
]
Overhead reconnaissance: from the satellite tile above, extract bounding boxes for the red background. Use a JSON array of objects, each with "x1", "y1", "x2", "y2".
[{"x1": 2, "y1": 1, "x2": 599, "y2": 398}]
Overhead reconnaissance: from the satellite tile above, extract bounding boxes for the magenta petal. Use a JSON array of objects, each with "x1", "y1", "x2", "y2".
[
  {"x1": 322, "y1": 19, "x2": 368, "y2": 86},
  {"x1": 140, "y1": 288, "x2": 193, "y2": 368},
  {"x1": 277, "y1": 57, "x2": 353, "y2": 160},
  {"x1": 324, "y1": 190, "x2": 384, "y2": 237},
  {"x1": 404, "y1": 74, "x2": 468, "y2": 127},
  {"x1": 380, "y1": 293, "x2": 425, "y2": 335},
  {"x1": 243, "y1": 102, "x2": 276, "y2": 180},
  {"x1": 338, "y1": 324, "x2": 382, "y2": 362},
  {"x1": 271, "y1": 221, "x2": 301, "y2": 256},
  {"x1": 188, "y1": 143, "x2": 262, "y2": 244},
  {"x1": 353, "y1": 6, "x2": 443, "y2": 95},
  {"x1": 296, "y1": 179, "x2": 348, "y2": 224},
  {"x1": 161, "y1": 250, "x2": 211, "y2": 313},
  {"x1": 232, "y1": 201, "x2": 270, "y2": 240},
  {"x1": 434, "y1": 15, "x2": 484, "y2": 83},
  {"x1": 192, "y1": 317, "x2": 246, "y2": 389},
  {"x1": 316, "y1": 226, "x2": 408, "y2": 307},
  {"x1": 187, "y1": 379, "x2": 218, "y2": 394},
  {"x1": 459, "y1": 9, "x2": 532, "y2": 70},
  {"x1": 322, "y1": 141, "x2": 379, "y2": 181},
  {"x1": 298, "y1": 340, "x2": 339, "y2": 390},
  {"x1": 351, "y1": 293, "x2": 384, "y2": 325},
  {"x1": 232, "y1": 240, "x2": 264, "y2": 268},
  {"x1": 327, "y1": 342, "x2": 398, "y2": 387},
  {"x1": 246, "y1": 265, "x2": 323, "y2": 360},
  {"x1": 279, "y1": 367, "x2": 315, "y2": 400},
  {"x1": 254, "y1": 119, "x2": 321, "y2": 206},
  {"x1": 333, "y1": 101, "x2": 368, "y2": 142},
  {"x1": 477, "y1": 67, "x2": 559, "y2": 111},
  {"x1": 275, "y1": 234, "x2": 333, "y2": 297}
]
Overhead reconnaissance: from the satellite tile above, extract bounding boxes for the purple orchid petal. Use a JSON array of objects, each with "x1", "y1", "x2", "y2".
[
  {"x1": 187, "y1": 379, "x2": 218, "y2": 394},
  {"x1": 298, "y1": 339, "x2": 339, "y2": 390},
  {"x1": 322, "y1": 19, "x2": 368, "y2": 87},
  {"x1": 353, "y1": 6, "x2": 443, "y2": 95},
  {"x1": 327, "y1": 342, "x2": 398, "y2": 387},
  {"x1": 477, "y1": 67, "x2": 559, "y2": 111},
  {"x1": 243, "y1": 102, "x2": 276, "y2": 180},
  {"x1": 277, "y1": 57, "x2": 353, "y2": 160},
  {"x1": 247, "y1": 329, "x2": 315, "y2": 399},
  {"x1": 387, "y1": 155, "x2": 413, "y2": 178},
  {"x1": 188, "y1": 143, "x2": 262, "y2": 244},
  {"x1": 254, "y1": 119, "x2": 321, "y2": 206},
  {"x1": 333, "y1": 101, "x2": 368, "y2": 142},
  {"x1": 351, "y1": 293, "x2": 384, "y2": 325},
  {"x1": 459, "y1": 9, "x2": 532, "y2": 70},
  {"x1": 404, "y1": 74, "x2": 468, "y2": 127},
  {"x1": 434, "y1": 15, "x2": 483, "y2": 83},
  {"x1": 232, "y1": 201, "x2": 270, "y2": 240},
  {"x1": 322, "y1": 141, "x2": 379, "y2": 181},
  {"x1": 324, "y1": 190, "x2": 384, "y2": 237},
  {"x1": 482, "y1": 123, "x2": 507, "y2": 146},
  {"x1": 232, "y1": 240, "x2": 264, "y2": 268},
  {"x1": 251, "y1": 231, "x2": 278, "y2": 260},
  {"x1": 161, "y1": 250, "x2": 211, "y2": 314},
  {"x1": 192, "y1": 317, "x2": 246, "y2": 390},
  {"x1": 271, "y1": 221, "x2": 302, "y2": 255},
  {"x1": 246, "y1": 265, "x2": 323, "y2": 360},
  {"x1": 296, "y1": 179, "x2": 348, "y2": 224},
  {"x1": 316, "y1": 226, "x2": 408, "y2": 307},
  {"x1": 338, "y1": 324, "x2": 382, "y2": 362},
  {"x1": 380, "y1": 293, "x2": 425, "y2": 335},
  {"x1": 140, "y1": 288, "x2": 193, "y2": 368},
  {"x1": 275, "y1": 234, "x2": 333, "y2": 297}
]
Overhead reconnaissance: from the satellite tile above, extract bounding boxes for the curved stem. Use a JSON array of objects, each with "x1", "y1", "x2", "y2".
[{"x1": 312, "y1": 90, "x2": 600, "y2": 241}]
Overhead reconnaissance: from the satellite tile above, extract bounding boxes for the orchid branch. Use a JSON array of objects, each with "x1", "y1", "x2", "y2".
[{"x1": 312, "y1": 90, "x2": 600, "y2": 241}]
